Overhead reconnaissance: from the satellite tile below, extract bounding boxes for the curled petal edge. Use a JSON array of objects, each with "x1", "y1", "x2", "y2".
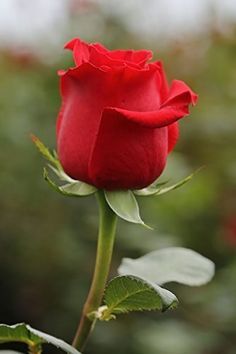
[
  {"x1": 64, "y1": 37, "x2": 153, "y2": 68},
  {"x1": 102, "y1": 80, "x2": 198, "y2": 128}
]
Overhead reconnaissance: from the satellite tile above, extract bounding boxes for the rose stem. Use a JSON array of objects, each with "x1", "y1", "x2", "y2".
[{"x1": 72, "y1": 190, "x2": 117, "y2": 351}]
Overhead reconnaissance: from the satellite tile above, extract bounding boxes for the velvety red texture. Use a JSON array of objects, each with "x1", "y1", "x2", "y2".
[{"x1": 56, "y1": 38, "x2": 198, "y2": 190}]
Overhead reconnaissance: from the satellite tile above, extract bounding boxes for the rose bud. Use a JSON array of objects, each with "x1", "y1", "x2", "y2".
[{"x1": 56, "y1": 38, "x2": 198, "y2": 190}]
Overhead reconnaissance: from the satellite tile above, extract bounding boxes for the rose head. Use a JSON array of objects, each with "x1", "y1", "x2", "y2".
[{"x1": 56, "y1": 38, "x2": 198, "y2": 190}]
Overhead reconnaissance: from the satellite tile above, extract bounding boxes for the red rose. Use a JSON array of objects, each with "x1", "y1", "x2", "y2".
[{"x1": 56, "y1": 38, "x2": 197, "y2": 190}]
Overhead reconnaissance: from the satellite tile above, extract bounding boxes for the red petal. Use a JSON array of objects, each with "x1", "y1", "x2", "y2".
[
  {"x1": 99, "y1": 48, "x2": 153, "y2": 67},
  {"x1": 65, "y1": 38, "x2": 153, "y2": 69},
  {"x1": 56, "y1": 63, "x2": 164, "y2": 185},
  {"x1": 168, "y1": 122, "x2": 179, "y2": 153},
  {"x1": 155, "y1": 79, "x2": 198, "y2": 126},
  {"x1": 56, "y1": 63, "x2": 108, "y2": 183},
  {"x1": 155, "y1": 61, "x2": 169, "y2": 102},
  {"x1": 163, "y1": 79, "x2": 198, "y2": 107},
  {"x1": 65, "y1": 38, "x2": 90, "y2": 66},
  {"x1": 89, "y1": 108, "x2": 168, "y2": 190},
  {"x1": 102, "y1": 79, "x2": 197, "y2": 128}
]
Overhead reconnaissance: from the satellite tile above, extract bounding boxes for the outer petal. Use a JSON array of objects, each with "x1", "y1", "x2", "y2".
[
  {"x1": 104, "y1": 66, "x2": 162, "y2": 112},
  {"x1": 163, "y1": 80, "x2": 198, "y2": 106},
  {"x1": 168, "y1": 122, "x2": 179, "y2": 153},
  {"x1": 56, "y1": 63, "x2": 109, "y2": 183},
  {"x1": 154, "y1": 61, "x2": 169, "y2": 102},
  {"x1": 89, "y1": 108, "x2": 168, "y2": 190},
  {"x1": 103, "y1": 79, "x2": 197, "y2": 128},
  {"x1": 160, "y1": 79, "x2": 198, "y2": 122},
  {"x1": 65, "y1": 38, "x2": 90, "y2": 66}
]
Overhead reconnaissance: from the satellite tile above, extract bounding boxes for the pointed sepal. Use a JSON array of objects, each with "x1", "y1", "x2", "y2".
[
  {"x1": 133, "y1": 169, "x2": 202, "y2": 197},
  {"x1": 44, "y1": 168, "x2": 97, "y2": 197},
  {"x1": 104, "y1": 190, "x2": 151, "y2": 228},
  {"x1": 32, "y1": 135, "x2": 97, "y2": 197}
]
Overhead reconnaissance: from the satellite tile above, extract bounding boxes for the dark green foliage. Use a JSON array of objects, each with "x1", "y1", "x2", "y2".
[
  {"x1": 102, "y1": 275, "x2": 178, "y2": 319},
  {"x1": 0, "y1": 324, "x2": 80, "y2": 354}
]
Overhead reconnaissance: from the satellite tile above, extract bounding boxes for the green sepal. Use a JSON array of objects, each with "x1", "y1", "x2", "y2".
[
  {"x1": 0, "y1": 323, "x2": 81, "y2": 354},
  {"x1": 118, "y1": 247, "x2": 215, "y2": 287},
  {"x1": 133, "y1": 168, "x2": 202, "y2": 197},
  {"x1": 133, "y1": 180, "x2": 169, "y2": 196},
  {"x1": 32, "y1": 135, "x2": 97, "y2": 197},
  {"x1": 31, "y1": 134, "x2": 61, "y2": 170},
  {"x1": 99, "y1": 275, "x2": 178, "y2": 321},
  {"x1": 44, "y1": 168, "x2": 97, "y2": 197},
  {"x1": 104, "y1": 190, "x2": 151, "y2": 228},
  {"x1": 48, "y1": 164, "x2": 75, "y2": 183}
]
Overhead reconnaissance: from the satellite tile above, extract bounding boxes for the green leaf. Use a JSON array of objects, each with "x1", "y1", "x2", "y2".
[
  {"x1": 104, "y1": 190, "x2": 149, "y2": 227},
  {"x1": 0, "y1": 323, "x2": 81, "y2": 354},
  {"x1": 31, "y1": 135, "x2": 61, "y2": 169},
  {"x1": 101, "y1": 275, "x2": 178, "y2": 320},
  {"x1": 118, "y1": 247, "x2": 215, "y2": 286},
  {"x1": 43, "y1": 168, "x2": 97, "y2": 197}
]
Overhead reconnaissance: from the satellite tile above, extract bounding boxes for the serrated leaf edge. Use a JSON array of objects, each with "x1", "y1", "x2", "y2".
[{"x1": 102, "y1": 275, "x2": 178, "y2": 319}]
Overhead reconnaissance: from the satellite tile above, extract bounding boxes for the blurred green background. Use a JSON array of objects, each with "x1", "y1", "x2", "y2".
[{"x1": 0, "y1": 1, "x2": 236, "y2": 353}]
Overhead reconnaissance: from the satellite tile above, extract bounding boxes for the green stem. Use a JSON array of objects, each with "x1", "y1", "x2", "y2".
[{"x1": 72, "y1": 190, "x2": 117, "y2": 351}]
